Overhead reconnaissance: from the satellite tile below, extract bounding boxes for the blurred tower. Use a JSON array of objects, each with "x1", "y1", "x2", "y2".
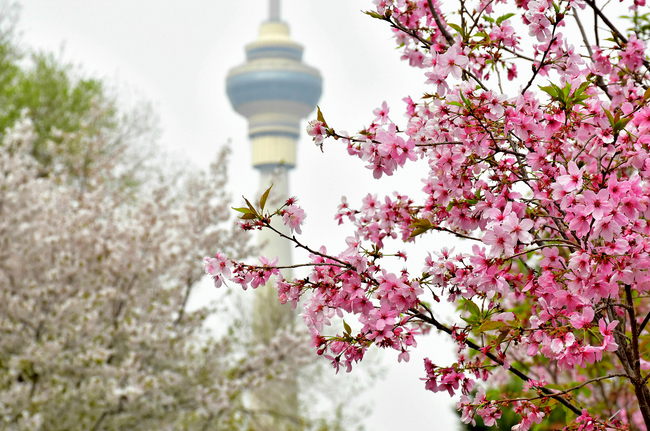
[{"x1": 226, "y1": 0, "x2": 322, "y2": 429}]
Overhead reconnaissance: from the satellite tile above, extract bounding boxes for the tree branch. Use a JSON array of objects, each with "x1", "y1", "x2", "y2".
[
  {"x1": 427, "y1": 0, "x2": 454, "y2": 45},
  {"x1": 571, "y1": 8, "x2": 611, "y2": 99},
  {"x1": 409, "y1": 307, "x2": 583, "y2": 415}
]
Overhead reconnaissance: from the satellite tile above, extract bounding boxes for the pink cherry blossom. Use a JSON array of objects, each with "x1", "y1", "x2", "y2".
[{"x1": 282, "y1": 204, "x2": 306, "y2": 234}]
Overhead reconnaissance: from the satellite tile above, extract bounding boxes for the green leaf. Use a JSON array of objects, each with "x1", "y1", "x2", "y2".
[
  {"x1": 496, "y1": 327, "x2": 510, "y2": 344},
  {"x1": 232, "y1": 207, "x2": 253, "y2": 214},
  {"x1": 496, "y1": 13, "x2": 515, "y2": 25},
  {"x1": 460, "y1": 315, "x2": 480, "y2": 325},
  {"x1": 409, "y1": 218, "x2": 434, "y2": 238},
  {"x1": 574, "y1": 81, "x2": 590, "y2": 96},
  {"x1": 477, "y1": 320, "x2": 507, "y2": 333},
  {"x1": 447, "y1": 23, "x2": 464, "y2": 35},
  {"x1": 259, "y1": 184, "x2": 273, "y2": 211},
  {"x1": 364, "y1": 10, "x2": 383, "y2": 19},
  {"x1": 552, "y1": 1, "x2": 560, "y2": 14},
  {"x1": 343, "y1": 320, "x2": 352, "y2": 335},
  {"x1": 604, "y1": 109, "x2": 616, "y2": 129},
  {"x1": 614, "y1": 117, "x2": 632, "y2": 132},
  {"x1": 239, "y1": 213, "x2": 257, "y2": 220},
  {"x1": 243, "y1": 197, "x2": 257, "y2": 214},
  {"x1": 459, "y1": 92, "x2": 471, "y2": 107},
  {"x1": 465, "y1": 300, "x2": 481, "y2": 318},
  {"x1": 539, "y1": 85, "x2": 558, "y2": 99},
  {"x1": 316, "y1": 105, "x2": 329, "y2": 128}
]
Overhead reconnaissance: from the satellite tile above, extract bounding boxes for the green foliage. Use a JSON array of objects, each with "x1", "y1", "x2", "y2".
[
  {"x1": 622, "y1": 10, "x2": 650, "y2": 41},
  {"x1": 1, "y1": 52, "x2": 114, "y2": 156},
  {"x1": 0, "y1": 12, "x2": 120, "y2": 172}
]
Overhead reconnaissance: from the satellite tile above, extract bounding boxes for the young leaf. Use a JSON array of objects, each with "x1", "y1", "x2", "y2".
[
  {"x1": 496, "y1": 13, "x2": 515, "y2": 25},
  {"x1": 604, "y1": 109, "x2": 616, "y2": 129},
  {"x1": 477, "y1": 320, "x2": 507, "y2": 333},
  {"x1": 317, "y1": 105, "x2": 329, "y2": 128},
  {"x1": 614, "y1": 117, "x2": 632, "y2": 133},
  {"x1": 465, "y1": 300, "x2": 481, "y2": 319},
  {"x1": 243, "y1": 197, "x2": 258, "y2": 215},
  {"x1": 448, "y1": 23, "x2": 464, "y2": 36},
  {"x1": 343, "y1": 320, "x2": 352, "y2": 335},
  {"x1": 364, "y1": 10, "x2": 384, "y2": 19},
  {"x1": 408, "y1": 218, "x2": 433, "y2": 238},
  {"x1": 539, "y1": 85, "x2": 559, "y2": 99},
  {"x1": 260, "y1": 184, "x2": 273, "y2": 211}
]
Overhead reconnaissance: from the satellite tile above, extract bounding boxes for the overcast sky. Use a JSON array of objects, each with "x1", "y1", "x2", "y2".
[{"x1": 17, "y1": 1, "x2": 462, "y2": 429}]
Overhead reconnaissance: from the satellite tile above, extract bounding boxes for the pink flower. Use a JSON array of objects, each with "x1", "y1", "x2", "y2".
[
  {"x1": 579, "y1": 189, "x2": 613, "y2": 220},
  {"x1": 282, "y1": 205, "x2": 306, "y2": 235},
  {"x1": 502, "y1": 214, "x2": 534, "y2": 244},
  {"x1": 203, "y1": 252, "x2": 232, "y2": 287},
  {"x1": 482, "y1": 225, "x2": 516, "y2": 257},
  {"x1": 556, "y1": 161, "x2": 584, "y2": 193},
  {"x1": 373, "y1": 101, "x2": 390, "y2": 124},
  {"x1": 436, "y1": 44, "x2": 469, "y2": 79},
  {"x1": 567, "y1": 204, "x2": 592, "y2": 238},
  {"x1": 599, "y1": 319, "x2": 619, "y2": 352},
  {"x1": 540, "y1": 247, "x2": 564, "y2": 269},
  {"x1": 425, "y1": 70, "x2": 451, "y2": 96},
  {"x1": 592, "y1": 215, "x2": 621, "y2": 242},
  {"x1": 307, "y1": 120, "x2": 328, "y2": 146},
  {"x1": 569, "y1": 307, "x2": 594, "y2": 329}
]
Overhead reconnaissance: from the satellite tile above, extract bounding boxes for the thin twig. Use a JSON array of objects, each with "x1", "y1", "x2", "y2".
[
  {"x1": 502, "y1": 373, "x2": 629, "y2": 403},
  {"x1": 427, "y1": 0, "x2": 455, "y2": 45},
  {"x1": 264, "y1": 222, "x2": 351, "y2": 267},
  {"x1": 638, "y1": 312, "x2": 650, "y2": 336},
  {"x1": 522, "y1": 36, "x2": 558, "y2": 94},
  {"x1": 409, "y1": 308, "x2": 583, "y2": 415}
]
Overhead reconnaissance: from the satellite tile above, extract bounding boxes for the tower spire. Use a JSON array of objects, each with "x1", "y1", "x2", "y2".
[{"x1": 269, "y1": 0, "x2": 280, "y2": 21}]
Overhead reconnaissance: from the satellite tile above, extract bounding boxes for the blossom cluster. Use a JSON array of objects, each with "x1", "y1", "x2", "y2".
[{"x1": 211, "y1": 0, "x2": 650, "y2": 429}]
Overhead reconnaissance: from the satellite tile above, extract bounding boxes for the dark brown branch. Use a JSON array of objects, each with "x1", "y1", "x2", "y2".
[
  {"x1": 522, "y1": 36, "x2": 558, "y2": 94},
  {"x1": 428, "y1": 225, "x2": 482, "y2": 242},
  {"x1": 584, "y1": 0, "x2": 650, "y2": 71},
  {"x1": 409, "y1": 308, "x2": 583, "y2": 415},
  {"x1": 503, "y1": 373, "x2": 629, "y2": 402},
  {"x1": 583, "y1": 0, "x2": 628, "y2": 43},
  {"x1": 571, "y1": 8, "x2": 611, "y2": 99},
  {"x1": 638, "y1": 312, "x2": 650, "y2": 336},
  {"x1": 264, "y1": 221, "x2": 351, "y2": 267},
  {"x1": 427, "y1": 0, "x2": 454, "y2": 45}
]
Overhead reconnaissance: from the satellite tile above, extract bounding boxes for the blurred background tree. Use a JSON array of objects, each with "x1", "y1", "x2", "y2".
[{"x1": 0, "y1": 3, "x2": 365, "y2": 430}]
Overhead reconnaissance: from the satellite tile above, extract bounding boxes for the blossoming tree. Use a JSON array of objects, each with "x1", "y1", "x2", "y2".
[
  {"x1": 207, "y1": 0, "x2": 650, "y2": 429},
  {"x1": 0, "y1": 8, "x2": 355, "y2": 429}
]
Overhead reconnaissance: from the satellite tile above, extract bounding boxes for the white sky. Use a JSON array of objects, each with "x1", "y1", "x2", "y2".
[{"x1": 18, "y1": 1, "x2": 462, "y2": 429}]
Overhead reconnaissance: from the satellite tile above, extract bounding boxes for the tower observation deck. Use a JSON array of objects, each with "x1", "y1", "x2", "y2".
[{"x1": 226, "y1": 1, "x2": 322, "y2": 170}]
